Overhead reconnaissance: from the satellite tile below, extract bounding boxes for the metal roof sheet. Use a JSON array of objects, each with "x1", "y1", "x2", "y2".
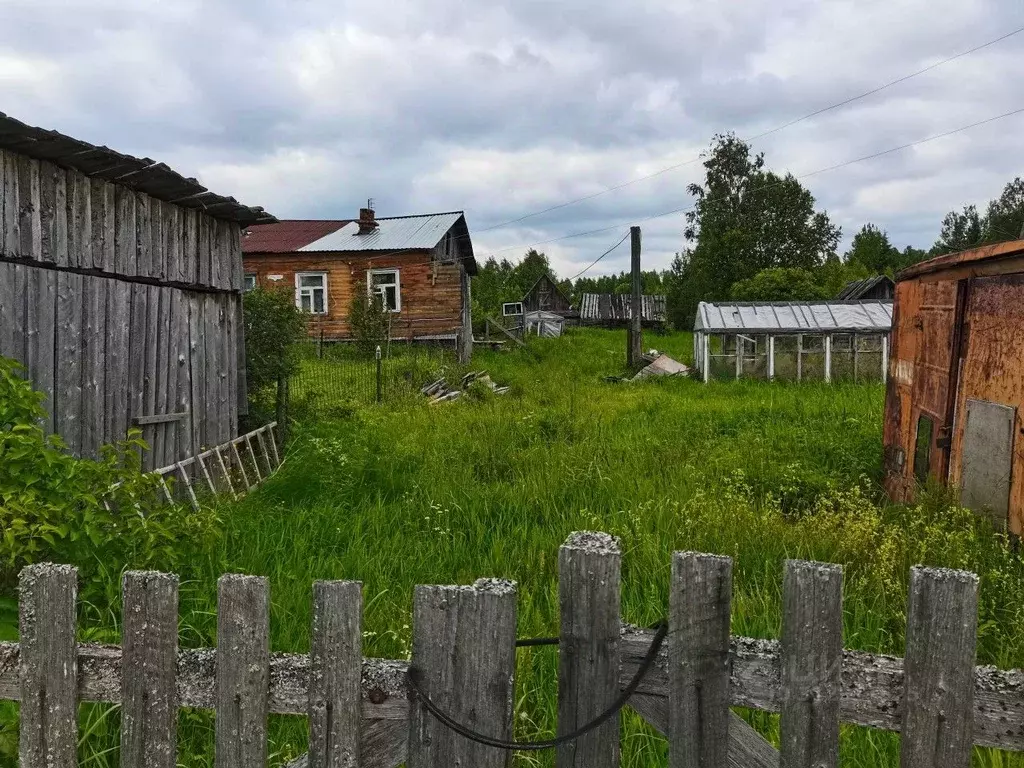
[
  {"x1": 580, "y1": 293, "x2": 667, "y2": 322},
  {"x1": 694, "y1": 300, "x2": 892, "y2": 333},
  {"x1": 0, "y1": 111, "x2": 275, "y2": 225},
  {"x1": 299, "y1": 212, "x2": 464, "y2": 252},
  {"x1": 242, "y1": 220, "x2": 350, "y2": 253}
]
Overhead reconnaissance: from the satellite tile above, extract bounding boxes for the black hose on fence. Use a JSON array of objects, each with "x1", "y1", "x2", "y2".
[{"x1": 406, "y1": 621, "x2": 668, "y2": 752}]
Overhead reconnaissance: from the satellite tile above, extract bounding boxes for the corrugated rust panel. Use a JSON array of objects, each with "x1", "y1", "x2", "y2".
[{"x1": 948, "y1": 273, "x2": 1024, "y2": 534}]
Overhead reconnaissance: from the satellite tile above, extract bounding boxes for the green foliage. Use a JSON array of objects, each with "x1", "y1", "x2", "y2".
[
  {"x1": 471, "y1": 249, "x2": 560, "y2": 326},
  {"x1": 730, "y1": 267, "x2": 830, "y2": 301},
  {"x1": 349, "y1": 281, "x2": 391, "y2": 356},
  {"x1": 243, "y1": 286, "x2": 308, "y2": 426},
  {"x1": 845, "y1": 223, "x2": 901, "y2": 274},
  {"x1": 673, "y1": 133, "x2": 841, "y2": 323},
  {"x1": 0, "y1": 357, "x2": 220, "y2": 597},
  {"x1": 934, "y1": 179, "x2": 1024, "y2": 254}
]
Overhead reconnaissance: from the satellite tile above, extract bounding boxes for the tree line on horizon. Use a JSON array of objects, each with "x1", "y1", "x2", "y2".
[{"x1": 473, "y1": 133, "x2": 1024, "y2": 329}]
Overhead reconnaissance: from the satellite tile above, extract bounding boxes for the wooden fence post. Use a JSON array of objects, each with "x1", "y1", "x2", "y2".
[
  {"x1": 668, "y1": 552, "x2": 732, "y2": 768},
  {"x1": 216, "y1": 574, "x2": 270, "y2": 768},
  {"x1": 899, "y1": 566, "x2": 979, "y2": 768},
  {"x1": 122, "y1": 571, "x2": 179, "y2": 768},
  {"x1": 557, "y1": 531, "x2": 621, "y2": 768},
  {"x1": 19, "y1": 563, "x2": 78, "y2": 768},
  {"x1": 780, "y1": 560, "x2": 843, "y2": 768},
  {"x1": 408, "y1": 578, "x2": 517, "y2": 768},
  {"x1": 309, "y1": 580, "x2": 363, "y2": 768}
]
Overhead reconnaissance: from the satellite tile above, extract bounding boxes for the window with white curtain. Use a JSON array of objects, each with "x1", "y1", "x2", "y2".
[{"x1": 295, "y1": 272, "x2": 328, "y2": 314}]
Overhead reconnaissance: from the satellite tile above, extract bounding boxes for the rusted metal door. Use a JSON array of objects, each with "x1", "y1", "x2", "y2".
[{"x1": 959, "y1": 399, "x2": 1015, "y2": 529}]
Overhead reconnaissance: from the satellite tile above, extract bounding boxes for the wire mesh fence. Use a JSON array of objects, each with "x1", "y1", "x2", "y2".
[{"x1": 286, "y1": 338, "x2": 464, "y2": 417}]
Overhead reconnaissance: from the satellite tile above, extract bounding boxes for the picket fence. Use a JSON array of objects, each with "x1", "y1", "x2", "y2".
[{"x1": 1, "y1": 531, "x2": 1023, "y2": 768}]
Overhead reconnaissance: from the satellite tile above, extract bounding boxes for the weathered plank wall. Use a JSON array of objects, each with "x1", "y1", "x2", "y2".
[{"x1": 0, "y1": 147, "x2": 244, "y2": 467}]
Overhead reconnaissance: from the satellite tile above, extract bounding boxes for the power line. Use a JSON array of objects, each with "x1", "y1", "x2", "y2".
[
  {"x1": 566, "y1": 231, "x2": 631, "y2": 281},
  {"x1": 474, "y1": 25, "x2": 1024, "y2": 234},
  {"x1": 490, "y1": 105, "x2": 1024, "y2": 259}
]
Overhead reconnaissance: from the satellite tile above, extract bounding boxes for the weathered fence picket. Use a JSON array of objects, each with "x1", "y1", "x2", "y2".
[
  {"x1": 2, "y1": 533, "x2": 1024, "y2": 768},
  {"x1": 780, "y1": 560, "x2": 843, "y2": 768},
  {"x1": 558, "y1": 531, "x2": 621, "y2": 768},
  {"x1": 669, "y1": 551, "x2": 732, "y2": 768}
]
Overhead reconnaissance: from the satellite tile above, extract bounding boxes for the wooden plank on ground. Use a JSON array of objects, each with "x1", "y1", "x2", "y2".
[
  {"x1": 669, "y1": 551, "x2": 732, "y2": 768},
  {"x1": 310, "y1": 580, "x2": 363, "y2": 768},
  {"x1": 216, "y1": 574, "x2": 270, "y2": 768},
  {"x1": 122, "y1": 571, "x2": 178, "y2": 768},
  {"x1": 408, "y1": 578, "x2": 516, "y2": 768},
  {"x1": 18, "y1": 563, "x2": 78, "y2": 768},
  {"x1": 899, "y1": 566, "x2": 979, "y2": 768},
  {"x1": 558, "y1": 531, "x2": 621, "y2": 768},
  {"x1": 780, "y1": 561, "x2": 842, "y2": 768}
]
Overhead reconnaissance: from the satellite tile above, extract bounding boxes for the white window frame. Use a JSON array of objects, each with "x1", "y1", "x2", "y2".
[
  {"x1": 503, "y1": 302, "x2": 524, "y2": 316},
  {"x1": 243, "y1": 273, "x2": 257, "y2": 292},
  {"x1": 295, "y1": 271, "x2": 328, "y2": 314},
  {"x1": 367, "y1": 268, "x2": 401, "y2": 312}
]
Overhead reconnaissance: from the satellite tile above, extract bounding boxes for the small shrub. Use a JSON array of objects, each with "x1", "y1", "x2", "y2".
[
  {"x1": 349, "y1": 281, "x2": 391, "y2": 356},
  {"x1": 243, "y1": 286, "x2": 308, "y2": 426}
]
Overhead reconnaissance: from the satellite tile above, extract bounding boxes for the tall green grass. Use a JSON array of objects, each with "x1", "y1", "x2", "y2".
[{"x1": 4, "y1": 328, "x2": 1024, "y2": 767}]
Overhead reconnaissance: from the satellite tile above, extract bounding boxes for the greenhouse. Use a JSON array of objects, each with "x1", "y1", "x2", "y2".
[{"x1": 693, "y1": 301, "x2": 893, "y2": 383}]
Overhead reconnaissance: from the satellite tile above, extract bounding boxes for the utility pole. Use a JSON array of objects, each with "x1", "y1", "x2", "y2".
[{"x1": 628, "y1": 226, "x2": 643, "y2": 367}]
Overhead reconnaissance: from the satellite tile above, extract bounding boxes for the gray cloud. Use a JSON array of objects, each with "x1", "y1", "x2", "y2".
[{"x1": 1, "y1": 0, "x2": 1021, "y2": 280}]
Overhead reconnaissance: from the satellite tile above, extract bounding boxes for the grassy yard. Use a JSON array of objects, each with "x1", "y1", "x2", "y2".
[{"x1": 5, "y1": 327, "x2": 1024, "y2": 767}]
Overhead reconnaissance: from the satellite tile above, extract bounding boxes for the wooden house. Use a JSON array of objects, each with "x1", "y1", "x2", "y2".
[
  {"x1": 242, "y1": 208, "x2": 477, "y2": 361},
  {"x1": 522, "y1": 274, "x2": 577, "y2": 321},
  {"x1": 884, "y1": 240, "x2": 1024, "y2": 534},
  {"x1": 0, "y1": 111, "x2": 274, "y2": 469}
]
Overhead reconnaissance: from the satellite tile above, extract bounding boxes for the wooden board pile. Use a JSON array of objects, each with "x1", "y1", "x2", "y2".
[{"x1": 420, "y1": 370, "x2": 510, "y2": 404}]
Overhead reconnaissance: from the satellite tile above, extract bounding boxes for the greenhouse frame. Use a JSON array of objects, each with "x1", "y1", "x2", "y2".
[{"x1": 693, "y1": 301, "x2": 893, "y2": 383}]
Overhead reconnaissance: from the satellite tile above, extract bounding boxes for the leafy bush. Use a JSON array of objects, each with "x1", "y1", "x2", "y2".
[
  {"x1": 349, "y1": 281, "x2": 390, "y2": 356},
  {"x1": 0, "y1": 357, "x2": 220, "y2": 600},
  {"x1": 243, "y1": 286, "x2": 308, "y2": 426}
]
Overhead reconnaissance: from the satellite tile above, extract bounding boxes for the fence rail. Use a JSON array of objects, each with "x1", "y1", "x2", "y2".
[{"x1": 1, "y1": 531, "x2": 1022, "y2": 767}]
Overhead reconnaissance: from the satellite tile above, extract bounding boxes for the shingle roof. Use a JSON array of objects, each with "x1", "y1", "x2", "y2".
[
  {"x1": 836, "y1": 275, "x2": 894, "y2": 299},
  {"x1": 299, "y1": 212, "x2": 464, "y2": 252},
  {"x1": 694, "y1": 301, "x2": 892, "y2": 334},
  {"x1": 0, "y1": 111, "x2": 275, "y2": 225},
  {"x1": 242, "y1": 220, "x2": 350, "y2": 253}
]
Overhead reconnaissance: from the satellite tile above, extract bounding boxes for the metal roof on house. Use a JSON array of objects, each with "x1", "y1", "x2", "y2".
[
  {"x1": 242, "y1": 220, "x2": 350, "y2": 253},
  {"x1": 299, "y1": 212, "x2": 465, "y2": 252},
  {"x1": 695, "y1": 301, "x2": 893, "y2": 334},
  {"x1": 836, "y1": 274, "x2": 894, "y2": 299},
  {"x1": 580, "y1": 293, "x2": 667, "y2": 322},
  {"x1": 0, "y1": 111, "x2": 276, "y2": 225}
]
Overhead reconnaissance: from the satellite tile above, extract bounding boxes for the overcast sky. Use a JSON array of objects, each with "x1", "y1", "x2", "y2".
[{"x1": 2, "y1": 0, "x2": 1021, "y2": 277}]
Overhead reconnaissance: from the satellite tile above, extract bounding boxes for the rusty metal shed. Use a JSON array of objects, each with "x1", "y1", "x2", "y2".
[{"x1": 883, "y1": 239, "x2": 1024, "y2": 533}]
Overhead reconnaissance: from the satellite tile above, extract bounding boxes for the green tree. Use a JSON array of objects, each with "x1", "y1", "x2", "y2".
[
  {"x1": 676, "y1": 134, "x2": 840, "y2": 321},
  {"x1": 730, "y1": 267, "x2": 830, "y2": 302},
  {"x1": 983, "y1": 177, "x2": 1024, "y2": 242},
  {"x1": 243, "y1": 286, "x2": 308, "y2": 395},
  {"x1": 349, "y1": 281, "x2": 391, "y2": 355},
  {"x1": 845, "y1": 224, "x2": 902, "y2": 274},
  {"x1": 933, "y1": 205, "x2": 982, "y2": 254}
]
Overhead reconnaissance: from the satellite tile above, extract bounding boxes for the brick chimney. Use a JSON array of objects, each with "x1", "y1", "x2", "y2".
[{"x1": 357, "y1": 206, "x2": 378, "y2": 235}]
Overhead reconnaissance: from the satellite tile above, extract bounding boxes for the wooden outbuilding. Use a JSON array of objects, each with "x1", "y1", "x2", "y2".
[
  {"x1": 0, "y1": 111, "x2": 274, "y2": 468},
  {"x1": 883, "y1": 240, "x2": 1024, "y2": 533},
  {"x1": 580, "y1": 292, "x2": 666, "y2": 327},
  {"x1": 836, "y1": 275, "x2": 895, "y2": 300},
  {"x1": 522, "y1": 273, "x2": 577, "y2": 320},
  {"x1": 242, "y1": 208, "x2": 477, "y2": 362}
]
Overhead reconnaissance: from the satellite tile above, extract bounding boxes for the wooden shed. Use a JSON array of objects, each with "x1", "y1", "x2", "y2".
[
  {"x1": 836, "y1": 275, "x2": 895, "y2": 300},
  {"x1": 883, "y1": 240, "x2": 1024, "y2": 533},
  {"x1": 580, "y1": 292, "x2": 666, "y2": 327},
  {"x1": 0, "y1": 111, "x2": 274, "y2": 469},
  {"x1": 522, "y1": 274, "x2": 577, "y2": 320},
  {"x1": 242, "y1": 208, "x2": 477, "y2": 362}
]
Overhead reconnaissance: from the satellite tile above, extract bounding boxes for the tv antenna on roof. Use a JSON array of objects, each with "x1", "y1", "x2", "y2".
[{"x1": 367, "y1": 197, "x2": 375, "y2": 210}]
